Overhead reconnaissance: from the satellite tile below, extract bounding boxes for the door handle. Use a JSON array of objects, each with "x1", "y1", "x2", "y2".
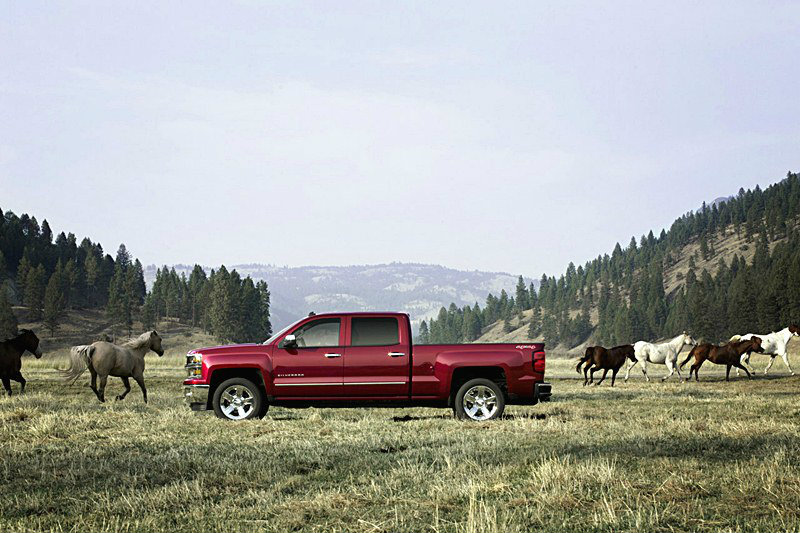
[
  {"x1": 324, "y1": 353, "x2": 342, "y2": 358},
  {"x1": 388, "y1": 352, "x2": 405, "y2": 357}
]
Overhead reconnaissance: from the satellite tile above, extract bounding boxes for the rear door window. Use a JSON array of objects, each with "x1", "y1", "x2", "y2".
[{"x1": 350, "y1": 317, "x2": 399, "y2": 346}]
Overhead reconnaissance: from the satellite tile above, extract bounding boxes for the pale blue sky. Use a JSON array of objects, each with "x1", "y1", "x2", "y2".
[{"x1": 2, "y1": 2, "x2": 798, "y2": 276}]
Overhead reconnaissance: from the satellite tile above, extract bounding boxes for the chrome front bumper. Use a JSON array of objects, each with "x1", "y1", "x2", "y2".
[{"x1": 184, "y1": 384, "x2": 210, "y2": 411}]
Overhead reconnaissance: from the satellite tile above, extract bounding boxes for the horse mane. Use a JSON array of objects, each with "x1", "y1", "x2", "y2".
[{"x1": 123, "y1": 331, "x2": 153, "y2": 350}]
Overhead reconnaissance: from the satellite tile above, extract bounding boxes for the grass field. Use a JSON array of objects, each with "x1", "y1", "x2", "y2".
[{"x1": 1, "y1": 344, "x2": 799, "y2": 532}]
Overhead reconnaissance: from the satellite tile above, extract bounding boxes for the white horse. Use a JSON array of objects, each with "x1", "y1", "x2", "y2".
[
  {"x1": 624, "y1": 332, "x2": 697, "y2": 382},
  {"x1": 731, "y1": 324, "x2": 799, "y2": 376}
]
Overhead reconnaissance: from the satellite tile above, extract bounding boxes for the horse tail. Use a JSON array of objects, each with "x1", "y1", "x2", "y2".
[
  {"x1": 577, "y1": 347, "x2": 593, "y2": 373},
  {"x1": 62, "y1": 345, "x2": 93, "y2": 383},
  {"x1": 680, "y1": 346, "x2": 696, "y2": 369}
]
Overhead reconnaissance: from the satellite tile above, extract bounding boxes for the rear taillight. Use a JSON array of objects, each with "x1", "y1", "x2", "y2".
[{"x1": 533, "y1": 351, "x2": 545, "y2": 373}]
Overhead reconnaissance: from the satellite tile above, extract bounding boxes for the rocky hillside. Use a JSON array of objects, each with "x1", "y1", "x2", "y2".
[{"x1": 475, "y1": 219, "x2": 796, "y2": 350}]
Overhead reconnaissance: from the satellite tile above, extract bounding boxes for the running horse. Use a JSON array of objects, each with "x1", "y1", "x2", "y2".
[
  {"x1": 576, "y1": 344, "x2": 636, "y2": 386},
  {"x1": 0, "y1": 329, "x2": 43, "y2": 395},
  {"x1": 680, "y1": 337, "x2": 764, "y2": 381},
  {"x1": 62, "y1": 331, "x2": 164, "y2": 403},
  {"x1": 624, "y1": 332, "x2": 697, "y2": 382},
  {"x1": 730, "y1": 325, "x2": 799, "y2": 376}
]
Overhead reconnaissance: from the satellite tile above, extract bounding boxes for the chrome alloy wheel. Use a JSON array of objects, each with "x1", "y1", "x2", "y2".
[
  {"x1": 462, "y1": 385, "x2": 499, "y2": 421},
  {"x1": 220, "y1": 385, "x2": 256, "y2": 420}
]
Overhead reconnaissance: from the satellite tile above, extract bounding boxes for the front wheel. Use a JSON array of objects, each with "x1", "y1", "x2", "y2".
[
  {"x1": 453, "y1": 378, "x2": 505, "y2": 421},
  {"x1": 212, "y1": 378, "x2": 267, "y2": 421}
]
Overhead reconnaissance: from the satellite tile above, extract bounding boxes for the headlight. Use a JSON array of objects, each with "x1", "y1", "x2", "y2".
[{"x1": 186, "y1": 352, "x2": 203, "y2": 378}]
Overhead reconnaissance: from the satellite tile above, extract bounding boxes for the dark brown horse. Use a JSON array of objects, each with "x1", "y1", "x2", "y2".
[
  {"x1": 680, "y1": 337, "x2": 764, "y2": 381},
  {"x1": 576, "y1": 344, "x2": 636, "y2": 386},
  {"x1": 0, "y1": 329, "x2": 43, "y2": 395}
]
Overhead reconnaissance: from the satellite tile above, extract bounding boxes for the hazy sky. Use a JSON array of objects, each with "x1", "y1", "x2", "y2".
[{"x1": 2, "y1": 2, "x2": 798, "y2": 277}]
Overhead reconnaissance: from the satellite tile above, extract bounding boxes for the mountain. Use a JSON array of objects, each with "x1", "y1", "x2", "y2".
[{"x1": 144, "y1": 263, "x2": 534, "y2": 330}]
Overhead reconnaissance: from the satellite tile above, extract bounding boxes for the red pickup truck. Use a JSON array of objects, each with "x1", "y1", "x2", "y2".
[{"x1": 183, "y1": 312, "x2": 550, "y2": 421}]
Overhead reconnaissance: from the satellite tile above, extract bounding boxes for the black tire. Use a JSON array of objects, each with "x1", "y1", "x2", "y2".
[
  {"x1": 212, "y1": 377, "x2": 267, "y2": 421},
  {"x1": 453, "y1": 378, "x2": 505, "y2": 421}
]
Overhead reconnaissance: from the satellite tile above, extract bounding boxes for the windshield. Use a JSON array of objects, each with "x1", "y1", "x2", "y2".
[{"x1": 262, "y1": 319, "x2": 303, "y2": 345}]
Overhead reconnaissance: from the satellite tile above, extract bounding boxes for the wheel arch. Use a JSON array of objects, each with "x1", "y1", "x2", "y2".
[
  {"x1": 448, "y1": 366, "x2": 508, "y2": 407},
  {"x1": 207, "y1": 367, "x2": 268, "y2": 409}
]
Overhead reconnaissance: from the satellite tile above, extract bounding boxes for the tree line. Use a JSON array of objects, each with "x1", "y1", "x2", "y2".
[
  {"x1": 0, "y1": 208, "x2": 271, "y2": 343},
  {"x1": 421, "y1": 172, "x2": 800, "y2": 347}
]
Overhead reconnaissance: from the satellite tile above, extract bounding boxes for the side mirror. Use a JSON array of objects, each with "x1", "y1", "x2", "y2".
[{"x1": 281, "y1": 334, "x2": 298, "y2": 349}]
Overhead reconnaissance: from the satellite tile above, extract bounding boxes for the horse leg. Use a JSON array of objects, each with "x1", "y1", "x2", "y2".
[
  {"x1": 583, "y1": 364, "x2": 591, "y2": 386},
  {"x1": 97, "y1": 374, "x2": 108, "y2": 403},
  {"x1": 743, "y1": 353, "x2": 756, "y2": 374},
  {"x1": 116, "y1": 377, "x2": 131, "y2": 401},
  {"x1": 610, "y1": 367, "x2": 619, "y2": 387},
  {"x1": 133, "y1": 374, "x2": 147, "y2": 403},
  {"x1": 624, "y1": 359, "x2": 638, "y2": 382},
  {"x1": 764, "y1": 356, "x2": 777, "y2": 375},
  {"x1": 726, "y1": 365, "x2": 731, "y2": 381},
  {"x1": 737, "y1": 353, "x2": 753, "y2": 377},
  {"x1": 11, "y1": 371, "x2": 26, "y2": 393},
  {"x1": 674, "y1": 358, "x2": 684, "y2": 383},
  {"x1": 780, "y1": 352, "x2": 795, "y2": 376},
  {"x1": 662, "y1": 359, "x2": 675, "y2": 382},
  {"x1": 640, "y1": 360, "x2": 650, "y2": 382},
  {"x1": 88, "y1": 366, "x2": 101, "y2": 399},
  {"x1": 588, "y1": 367, "x2": 597, "y2": 386},
  {"x1": 2, "y1": 377, "x2": 12, "y2": 396},
  {"x1": 596, "y1": 369, "x2": 609, "y2": 386},
  {"x1": 734, "y1": 362, "x2": 752, "y2": 379}
]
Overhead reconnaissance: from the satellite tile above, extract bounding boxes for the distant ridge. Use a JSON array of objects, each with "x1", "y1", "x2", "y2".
[{"x1": 144, "y1": 262, "x2": 535, "y2": 330}]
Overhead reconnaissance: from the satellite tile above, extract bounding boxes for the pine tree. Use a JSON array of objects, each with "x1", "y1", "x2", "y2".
[
  {"x1": 84, "y1": 251, "x2": 101, "y2": 307},
  {"x1": 115, "y1": 244, "x2": 131, "y2": 269},
  {"x1": 106, "y1": 262, "x2": 129, "y2": 337},
  {"x1": 24, "y1": 264, "x2": 46, "y2": 320},
  {"x1": 43, "y1": 269, "x2": 66, "y2": 336},
  {"x1": 527, "y1": 315, "x2": 537, "y2": 340},
  {"x1": 462, "y1": 307, "x2": 480, "y2": 341},
  {"x1": 0, "y1": 289, "x2": 18, "y2": 339},
  {"x1": 256, "y1": 280, "x2": 272, "y2": 339},
  {"x1": 418, "y1": 320, "x2": 430, "y2": 344},
  {"x1": 209, "y1": 266, "x2": 238, "y2": 342},
  {"x1": 16, "y1": 255, "x2": 32, "y2": 302},
  {"x1": 238, "y1": 277, "x2": 261, "y2": 342},
  {"x1": 515, "y1": 276, "x2": 529, "y2": 310},
  {"x1": 613, "y1": 304, "x2": 634, "y2": 344},
  {"x1": 129, "y1": 259, "x2": 146, "y2": 306},
  {"x1": 700, "y1": 234, "x2": 710, "y2": 260},
  {"x1": 188, "y1": 265, "x2": 208, "y2": 327},
  {"x1": 123, "y1": 265, "x2": 144, "y2": 335},
  {"x1": 141, "y1": 293, "x2": 157, "y2": 330}
]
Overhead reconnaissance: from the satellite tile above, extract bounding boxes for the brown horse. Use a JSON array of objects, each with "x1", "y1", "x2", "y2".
[
  {"x1": 680, "y1": 337, "x2": 764, "y2": 381},
  {"x1": 577, "y1": 344, "x2": 636, "y2": 386},
  {"x1": 0, "y1": 329, "x2": 43, "y2": 395},
  {"x1": 62, "y1": 331, "x2": 164, "y2": 403}
]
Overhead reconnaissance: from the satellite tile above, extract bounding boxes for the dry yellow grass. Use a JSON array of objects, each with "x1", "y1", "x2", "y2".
[{"x1": 1, "y1": 347, "x2": 798, "y2": 532}]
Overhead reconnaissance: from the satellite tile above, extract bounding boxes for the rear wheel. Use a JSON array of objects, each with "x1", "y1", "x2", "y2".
[
  {"x1": 212, "y1": 378, "x2": 267, "y2": 421},
  {"x1": 453, "y1": 378, "x2": 505, "y2": 421}
]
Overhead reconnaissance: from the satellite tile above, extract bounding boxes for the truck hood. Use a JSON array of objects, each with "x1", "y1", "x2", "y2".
[{"x1": 190, "y1": 344, "x2": 267, "y2": 356}]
